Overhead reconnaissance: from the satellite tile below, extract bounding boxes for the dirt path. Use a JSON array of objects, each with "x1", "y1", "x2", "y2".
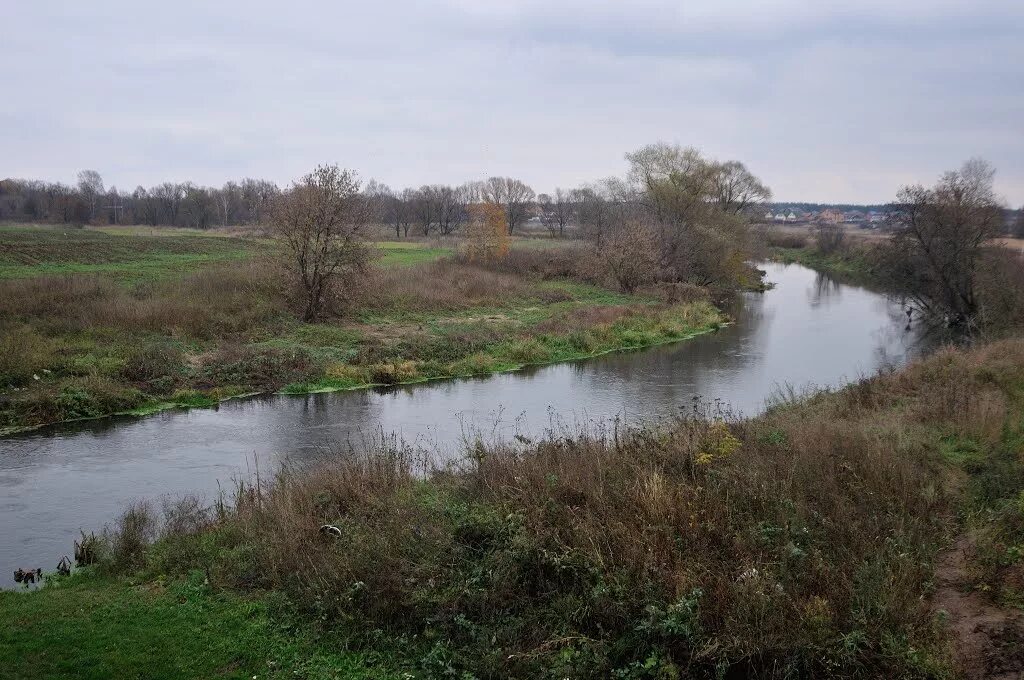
[{"x1": 933, "y1": 534, "x2": 1024, "y2": 679}]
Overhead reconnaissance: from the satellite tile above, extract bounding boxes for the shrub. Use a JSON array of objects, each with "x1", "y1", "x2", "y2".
[
  {"x1": 104, "y1": 501, "x2": 158, "y2": 573},
  {"x1": 197, "y1": 345, "x2": 317, "y2": 391},
  {"x1": 814, "y1": 223, "x2": 847, "y2": 254},
  {"x1": 763, "y1": 228, "x2": 808, "y2": 249},
  {"x1": 120, "y1": 343, "x2": 186, "y2": 389},
  {"x1": 0, "y1": 325, "x2": 57, "y2": 387}
]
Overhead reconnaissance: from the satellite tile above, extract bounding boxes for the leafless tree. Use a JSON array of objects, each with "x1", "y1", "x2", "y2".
[
  {"x1": 241, "y1": 178, "x2": 279, "y2": 224},
  {"x1": 433, "y1": 184, "x2": 472, "y2": 235},
  {"x1": 132, "y1": 186, "x2": 159, "y2": 226},
  {"x1": 572, "y1": 185, "x2": 615, "y2": 246},
  {"x1": 182, "y1": 184, "x2": 216, "y2": 229},
  {"x1": 76, "y1": 170, "x2": 104, "y2": 221},
  {"x1": 481, "y1": 176, "x2": 535, "y2": 234},
  {"x1": 1013, "y1": 207, "x2": 1024, "y2": 238},
  {"x1": 219, "y1": 181, "x2": 243, "y2": 226},
  {"x1": 814, "y1": 223, "x2": 846, "y2": 254},
  {"x1": 711, "y1": 160, "x2": 772, "y2": 214},
  {"x1": 878, "y1": 158, "x2": 1005, "y2": 327},
  {"x1": 152, "y1": 182, "x2": 184, "y2": 226},
  {"x1": 412, "y1": 186, "x2": 437, "y2": 236},
  {"x1": 272, "y1": 164, "x2": 373, "y2": 321}
]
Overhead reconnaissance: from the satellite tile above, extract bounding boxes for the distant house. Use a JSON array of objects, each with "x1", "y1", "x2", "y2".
[
  {"x1": 818, "y1": 209, "x2": 844, "y2": 224},
  {"x1": 765, "y1": 211, "x2": 775, "y2": 221},
  {"x1": 867, "y1": 211, "x2": 885, "y2": 224},
  {"x1": 845, "y1": 210, "x2": 866, "y2": 223},
  {"x1": 787, "y1": 210, "x2": 797, "y2": 221}
]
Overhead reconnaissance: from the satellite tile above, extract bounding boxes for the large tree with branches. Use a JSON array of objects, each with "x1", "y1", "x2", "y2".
[{"x1": 272, "y1": 164, "x2": 373, "y2": 321}]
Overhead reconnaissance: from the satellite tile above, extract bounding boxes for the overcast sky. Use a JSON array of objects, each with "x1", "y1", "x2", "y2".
[{"x1": 3, "y1": 1, "x2": 1022, "y2": 204}]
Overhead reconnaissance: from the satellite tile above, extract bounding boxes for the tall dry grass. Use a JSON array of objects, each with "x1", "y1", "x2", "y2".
[
  {"x1": 363, "y1": 259, "x2": 549, "y2": 313},
  {"x1": 100, "y1": 338, "x2": 1024, "y2": 677},
  {"x1": 0, "y1": 257, "x2": 287, "y2": 339}
]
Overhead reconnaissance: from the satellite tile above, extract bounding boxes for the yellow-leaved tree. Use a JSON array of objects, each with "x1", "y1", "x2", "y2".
[{"x1": 465, "y1": 202, "x2": 509, "y2": 262}]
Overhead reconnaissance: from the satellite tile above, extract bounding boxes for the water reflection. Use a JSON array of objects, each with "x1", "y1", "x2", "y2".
[{"x1": 0, "y1": 262, "x2": 929, "y2": 585}]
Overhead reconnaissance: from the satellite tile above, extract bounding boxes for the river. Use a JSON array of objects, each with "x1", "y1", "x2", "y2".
[{"x1": 0, "y1": 262, "x2": 928, "y2": 585}]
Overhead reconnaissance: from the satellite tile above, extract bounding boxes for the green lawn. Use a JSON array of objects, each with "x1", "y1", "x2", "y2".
[
  {"x1": 0, "y1": 572, "x2": 392, "y2": 680},
  {"x1": 375, "y1": 241, "x2": 451, "y2": 267},
  {"x1": 0, "y1": 225, "x2": 263, "y2": 283}
]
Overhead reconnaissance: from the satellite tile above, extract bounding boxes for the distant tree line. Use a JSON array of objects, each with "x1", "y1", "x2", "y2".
[
  {"x1": 2, "y1": 164, "x2": 776, "y2": 242},
  {"x1": 0, "y1": 172, "x2": 281, "y2": 229}
]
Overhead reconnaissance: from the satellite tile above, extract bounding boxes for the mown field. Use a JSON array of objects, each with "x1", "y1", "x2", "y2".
[
  {"x1": 3, "y1": 336, "x2": 1022, "y2": 678},
  {"x1": 0, "y1": 225, "x2": 721, "y2": 433}
]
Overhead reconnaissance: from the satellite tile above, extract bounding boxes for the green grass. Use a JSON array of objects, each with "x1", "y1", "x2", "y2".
[
  {"x1": 0, "y1": 225, "x2": 263, "y2": 283},
  {"x1": 0, "y1": 571, "x2": 393, "y2": 680},
  {"x1": 375, "y1": 241, "x2": 452, "y2": 267},
  {"x1": 284, "y1": 301, "x2": 722, "y2": 394},
  {"x1": 0, "y1": 226, "x2": 450, "y2": 282}
]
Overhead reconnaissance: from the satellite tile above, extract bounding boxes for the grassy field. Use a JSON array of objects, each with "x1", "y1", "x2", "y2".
[
  {"x1": 4, "y1": 337, "x2": 1022, "y2": 678},
  {"x1": 0, "y1": 225, "x2": 262, "y2": 282},
  {"x1": 0, "y1": 225, "x2": 719, "y2": 432},
  {"x1": 0, "y1": 571, "x2": 392, "y2": 680}
]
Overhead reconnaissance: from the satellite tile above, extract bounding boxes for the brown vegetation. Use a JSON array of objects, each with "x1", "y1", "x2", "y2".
[
  {"x1": 272, "y1": 164, "x2": 374, "y2": 321},
  {"x1": 96, "y1": 337, "x2": 1024, "y2": 677},
  {"x1": 762, "y1": 228, "x2": 808, "y2": 249},
  {"x1": 363, "y1": 258, "x2": 556, "y2": 313},
  {"x1": 464, "y1": 202, "x2": 510, "y2": 262}
]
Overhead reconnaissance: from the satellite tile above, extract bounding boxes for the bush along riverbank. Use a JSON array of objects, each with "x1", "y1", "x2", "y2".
[
  {"x1": 0, "y1": 231, "x2": 725, "y2": 434},
  {"x1": 6, "y1": 337, "x2": 1024, "y2": 678}
]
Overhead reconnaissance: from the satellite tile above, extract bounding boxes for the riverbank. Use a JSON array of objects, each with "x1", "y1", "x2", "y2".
[
  {"x1": 4, "y1": 335, "x2": 1023, "y2": 678},
  {"x1": 0, "y1": 225, "x2": 723, "y2": 433},
  {"x1": 768, "y1": 242, "x2": 877, "y2": 286}
]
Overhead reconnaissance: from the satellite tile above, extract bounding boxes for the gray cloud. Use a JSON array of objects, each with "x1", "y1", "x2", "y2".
[{"x1": 3, "y1": 0, "x2": 1022, "y2": 204}]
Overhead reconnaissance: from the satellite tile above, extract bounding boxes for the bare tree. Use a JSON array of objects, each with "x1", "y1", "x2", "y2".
[
  {"x1": 395, "y1": 189, "x2": 415, "y2": 238},
  {"x1": 76, "y1": 170, "x2": 104, "y2": 221},
  {"x1": 152, "y1": 182, "x2": 184, "y2": 226},
  {"x1": 481, "y1": 176, "x2": 535, "y2": 234},
  {"x1": 182, "y1": 184, "x2": 216, "y2": 229},
  {"x1": 572, "y1": 185, "x2": 614, "y2": 246},
  {"x1": 433, "y1": 184, "x2": 471, "y2": 235},
  {"x1": 711, "y1": 160, "x2": 772, "y2": 214},
  {"x1": 241, "y1": 178, "x2": 279, "y2": 224},
  {"x1": 219, "y1": 181, "x2": 243, "y2": 226},
  {"x1": 1013, "y1": 207, "x2": 1024, "y2": 238},
  {"x1": 814, "y1": 223, "x2": 846, "y2": 254},
  {"x1": 878, "y1": 158, "x2": 1005, "y2": 327},
  {"x1": 550, "y1": 188, "x2": 574, "y2": 237},
  {"x1": 412, "y1": 186, "x2": 437, "y2": 236},
  {"x1": 272, "y1": 164, "x2": 373, "y2": 321}
]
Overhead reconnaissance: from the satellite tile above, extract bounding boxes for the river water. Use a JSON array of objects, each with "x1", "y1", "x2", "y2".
[{"x1": 0, "y1": 262, "x2": 928, "y2": 585}]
